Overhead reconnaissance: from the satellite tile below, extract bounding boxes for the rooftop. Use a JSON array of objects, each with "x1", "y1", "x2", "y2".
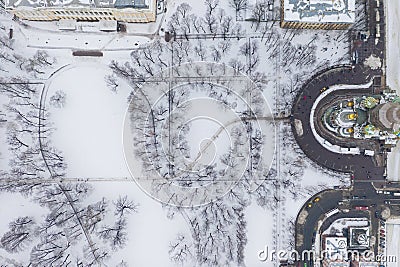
[
  {"x1": 324, "y1": 237, "x2": 348, "y2": 260},
  {"x1": 349, "y1": 227, "x2": 370, "y2": 248},
  {"x1": 282, "y1": 0, "x2": 356, "y2": 24}
]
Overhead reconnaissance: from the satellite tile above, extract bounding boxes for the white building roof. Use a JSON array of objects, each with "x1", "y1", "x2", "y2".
[
  {"x1": 283, "y1": 0, "x2": 356, "y2": 24},
  {"x1": 324, "y1": 237, "x2": 348, "y2": 261}
]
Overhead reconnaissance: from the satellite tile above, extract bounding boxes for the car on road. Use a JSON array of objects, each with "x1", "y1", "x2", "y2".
[
  {"x1": 313, "y1": 197, "x2": 320, "y2": 202},
  {"x1": 355, "y1": 206, "x2": 369, "y2": 210}
]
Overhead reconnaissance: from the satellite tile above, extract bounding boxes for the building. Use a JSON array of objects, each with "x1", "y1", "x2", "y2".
[
  {"x1": 280, "y1": 0, "x2": 356, "y2": 29},
  {"x1": 322, "y1": 236, "x2": 350, "y2": 267},
  {"x1": 321, "y1": 90, "x2": 400, "y2": 147},
  {"x1": 349, "y1": 227, "x2": 370, "y2": 249},
  {"x1": 5, "y1": 0, "x2": 156, "y2": 22},
  {"x1": 323, "y1": 237, "x2": 348, "y2": 261},
  {"x1": 370, "y1": 102, "x2": 400, "y2": 132}
]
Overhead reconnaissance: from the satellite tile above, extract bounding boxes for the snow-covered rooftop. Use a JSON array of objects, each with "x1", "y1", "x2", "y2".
[
  {"x1": 283, "y1": 0, "x2": 356, "y2": 24},
  {"x1": 6, "y1": 0, "x2": 150, "y2": 9},
  {"x1": 324, "y1": 237, "x2": 347, "y2": 259}
]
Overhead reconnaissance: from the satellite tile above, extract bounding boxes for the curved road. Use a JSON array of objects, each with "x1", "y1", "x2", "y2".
[
  {"x1": 291, "y1": 0, "x2": 389, "y2": 266},
  {"x1": 291, "y1": 64, "x2": 385, "y2": 182}
]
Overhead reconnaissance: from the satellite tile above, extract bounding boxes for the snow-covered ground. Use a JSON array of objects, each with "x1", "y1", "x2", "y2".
[
  {"x1": 48, "y1": 62, "x2": 130, "y2": 178},
  {"x1": 0, "y1": 0, "x2": 362, "y2": 264},
  {"x1": 0, "y1": 119, "x2": 11, "y2": 174},
  {"x1": 385, "y1": 0, "x2": 400, "y2": 181},
  {"x1": 0, "y1": 192, "x2": 48, "y2": 263},
  {"x1": 387, "y1": 142, "x2": 400, "y2": 181},
  {"x1": 81, "y1": 181, "x2": 192, "y2": 266},
  {"x1": 385, "y1": 0, "x2": 400, "y2": 93},
  {"x1": 43, "y1": 60, "x2": 193, "y2": 266},
  {"x1": 244, "y1": 202, "x2": 275, "y2": 267},
  {"x1": 386, "y1": 223, "x2": 400, "y2": 267}
]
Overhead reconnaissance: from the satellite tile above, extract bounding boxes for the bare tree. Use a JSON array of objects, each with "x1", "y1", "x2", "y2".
[
  {"x1": 229, "y1": 0, "x2": 248, "y2": 18},
  {"x1": 98, "y1": 218, "x2": 127, "y2": 250},
  {"x1": 205, "y1": 0, "x2": 219, "y2": 14},
  {"x1": 251, "y1": 2, "x2": 267, "y2": 30},
  {"x1": 1, "y1": 216, "x2": 36, "y2": 253},
  {"x1": 105, "y1": 74, "x2": 119, "y2": 93},
  {"x1": 194, "y1": 40, "x2": 207, "y2": 61},
  {"x1": 169, "y1": 234, "x2": 193, "y2": 264},
  {"x1": 114, "y1": 195, "x2": 139, "y2": 217},
  {"x1": 176, "y1": 3, "x2": 192, "y2": 18},
  {"x1": 30, "y1": 233, "x2": 71, "y2": 266},
  {"x1": 49, "y1": 90, "x2": 66, "y2": 108}
]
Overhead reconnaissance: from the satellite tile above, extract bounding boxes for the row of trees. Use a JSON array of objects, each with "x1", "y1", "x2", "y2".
[
  {"x1": 168, "y1": 1, "x2": 244, "y2": 38},
  {"x1": 0, "y1": 24, "x2": 139, "y2": 265},
  {"x1": 108, "y1": 0, "x2": 354, "y2": 265},
  {"x1": 108, "y1": 2, "x2": 274, "y2": 266}
]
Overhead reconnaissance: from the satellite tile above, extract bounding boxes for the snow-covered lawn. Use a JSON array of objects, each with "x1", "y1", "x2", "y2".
[
  {"x1": 385, "y1": 1, "x2": 400, "y2": 177},
  {"x1": 385, "y1": 0, "x2": 400, "y2": 181},
  {"x1": 386, "y1": 223, "x2": 400, "y2": 267},
  {"x1": 46, "y1": 60, "x2": 193, "y2": 266},
  {"x1": 0, "y1": 192, "x2": 48, "y2": 263},
  {"x1": 0, "y1": 0, "x2": 362, "y2": 264},
  {"x1": 387, "y1": 142, "x2": 400, "y2": 181},
  {"x1": 48, "y1": 62, "x2": 131, "y2": 178},
  {"x1": 81, "y1": 181, "x2": 191, "y2": 266},
  {"x1": 385, "y1": 0, "x2": 400, "y2": 93},
  {"x1": 0, "y1": 122, "x2": 10, "y2": 174},
  {"x1": 244, "y1": 202, "x2": 275, "y2": 267}
]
